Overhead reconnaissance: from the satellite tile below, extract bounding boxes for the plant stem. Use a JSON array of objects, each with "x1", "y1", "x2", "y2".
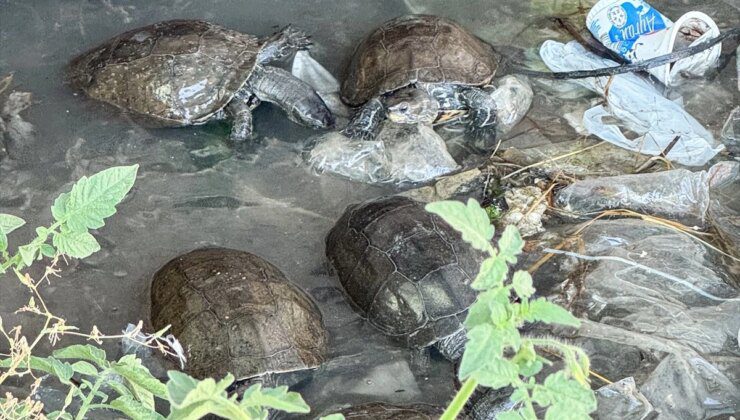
[
  {"x1": 441, "y1": 378, "x2": 478, "y2": 420},
  {"x1": 75, "y1": 376, "x2": 104, "y2": 420}
]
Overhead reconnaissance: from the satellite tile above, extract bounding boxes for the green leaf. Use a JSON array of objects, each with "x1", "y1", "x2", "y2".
[
  {"x1": 458, "y1": 324, "x2": 503, "y2": 380},
  {"x1": 166, "y1": 373, "x2": 252, "y2": 420},
  {"x1": 511, "y1": 271, "x2": 535, "y2": 298},
  {"x1": 320, "y1": 414, "x2": 346, "y2": 420},
  {"x1": 110, "y1": 395, "x2": 164, "y2": 420},
  {"x1": 0, "y1": 355, "x2": 55, "y2": 374},
  {"x1": 464, "y1": 288, "x2": 510, "y2": 329},
  {"x1": 472, "y1": 357, "x2": 519, "y2": 389},
  {"x1": 0, "y1": 214, "x2": 25, "y2": 235},
  {"x1": 51, "y1": 165, "x2": 138, "y2": 232},
  {"x1": 426, "y1": 199, "x2": 494, "y2": 253},
  {"x1": 49, "y1": 358, "x2": 75, "y2": 385},
  {"x1": 498, "y1": 411, "x2": 527, "y2": 420},
  {"x1": 53, "y1": 344, "x2": 108, "y2": 367},
  {"x1": 532, "y1": 371, "x2": 597, "y2": 417},
  {"x1": 71, "y1": 361, "x2": 98, "y2": 376},
  {"x1": 527, "y1": 298, "x2": 580, "y2": 327},
  {"x1": 241, "y1": 384, "x2": 310, "y2": 414},
  {"x1": 111, "y1": 355, "x2": 167, "y2": 399},
  {"x1": 18, "y1": 243, "x2": 39, "y2": 266},
  {"x1": 52, "y1": 230, "x2": 101, "y2": 258},
  {"x1": 472, "y1": 257, "x2": 508, "y2": 290},
  {"x1": 39, "y1": 244, "x2": 56, "y2": 258},
  {"x1": 166, "y1": 371, "x2": 203, "y2": 407},
  {"x1": 497, "y1": 225, "x2": 524, "y2": 263},
  {"x1": 0, "y1": 230, "x2": 6, "y2": 253}
]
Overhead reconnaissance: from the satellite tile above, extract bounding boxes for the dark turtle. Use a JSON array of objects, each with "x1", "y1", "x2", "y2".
[
  {"x1": 150, "y1": 248, "x2": 328, "y2": 381},
  {"x1": 332, "y1": 402, "x2": 445, "y2": 419},
  {"x1": 67, "y1": 20, "x2": 335, "y2": 142},
  {"x1": 326, "y1": 195, "x2": 483, "y2": 360},
  {"x1": 340, "y1": 15, "x2": 500, "y2": 141}
]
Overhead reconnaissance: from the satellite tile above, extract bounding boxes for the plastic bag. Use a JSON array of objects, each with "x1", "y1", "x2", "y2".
[
  {"x1": 539, "y1": 41, "x2": 723, "y2": 167},
  {"x1": 305, "y1": 122, "x2": 459, "y2": 185},
  {"x1": 555, "y1": 167, "x2": 711, "y2": 226},
  {"x1": 291, "y1": 51, "x2": 351, "y2": 121},
  {"x1": 594, "y1": 377, "x2": 655, "y2": 420},
  {"x1": 547, "y1": 219, "x2": 739, "y2": 418},
  {"x1": 720, "y1": 106, "x2": 739, "y2": 154},
  {"x1": 488, "y1": 75, "x2": 533, "y2": 134}
]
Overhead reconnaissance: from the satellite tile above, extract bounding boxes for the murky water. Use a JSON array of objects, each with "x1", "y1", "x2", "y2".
[{"x1": 1, "y1": 0, "x2": 738, "y2": 417}]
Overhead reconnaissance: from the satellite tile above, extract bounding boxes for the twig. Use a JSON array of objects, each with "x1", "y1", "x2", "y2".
[
  {"x1": 502, "y1": 142, "x2": 605, "y2": 180},
  {"x1": 542, "y1": 248, "x2": 740, "y2": 302},
  {"x1": 518, "y1": 27, "x2": 740, "y2": 80}
]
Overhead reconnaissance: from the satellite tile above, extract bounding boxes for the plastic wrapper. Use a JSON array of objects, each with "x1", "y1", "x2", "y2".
[
  {"x1": 594, "y1": 377, "x2": 655, "y2": 420},
  {"x1": 305, "y1": 122, "x2": 459, "y2": 184},
  {"x1": 545, "y1": 219, "x2": 739, "y2": 419},
  {"x1": 539, "y1": 41, "x2": 723, "y2": 166},
  {"x1": 720, "y1": 106, "x2": 739, "y2": 154},
  {"x1": 586, "y1": 1, "x2": 721, "y2": 86},
  {"x1": 291, "y1": 50, "x2": 351, "y2": 122},
  {"x1": 555, "y1": 167, "x2": 712, "y2": 226},
  {"x1": 488, "y1": 75, "x2": 533, "y2": 134}
]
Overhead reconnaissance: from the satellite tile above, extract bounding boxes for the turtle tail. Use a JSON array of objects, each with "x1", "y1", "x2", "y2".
[{"x1": 258, "y1": 25, "x2": 312, "y2": 64}]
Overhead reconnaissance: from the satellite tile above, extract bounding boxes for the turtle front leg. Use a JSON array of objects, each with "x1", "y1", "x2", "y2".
[
  {"x1": 248, "y1": 65, "x2": 335, "y2": 130},
  {"x1": 341, "y1": 97, "x2": 386, "y2": 141},
  {"x1": 226, "y1": 98, "x2": 255, "y2": 143},
  {"x1": 460, "y1": 87, "x2": 499, "y2": 151}
]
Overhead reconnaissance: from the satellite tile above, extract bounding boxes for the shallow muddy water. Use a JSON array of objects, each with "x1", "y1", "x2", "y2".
[{"x1": 1, "y1": 0, "x2": 738, "y2": 417}]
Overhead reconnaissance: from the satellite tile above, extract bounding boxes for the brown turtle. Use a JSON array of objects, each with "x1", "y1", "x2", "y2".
[
  {"x1": 67, "y1": 20, "x2": 334, "y2": 142},
  {"x1": 326, "y1": 196, "x2": 484, "y2": 360},
  {"x1": 150, "y1": 248, "x2": 328, "y2": 381},
  {"x1": 340, "y1": 15, "x2": 500, "y2": 141}
]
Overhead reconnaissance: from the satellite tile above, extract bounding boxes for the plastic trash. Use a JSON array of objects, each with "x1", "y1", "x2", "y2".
[
  {"x1": 305, "y1": 122, "x2": 459, "y2": 184},
  {"x1": 291, "y1": 50, "x2": 351, "y2": 121},
  {"x1": 488, "y1": 75, "x2": 533, "y2": 134},
  {"x1": 540, "y1": 41, "x2": 723, "y2": 167},
  {"x1": 587, "y1": 0, "x2": 721, "y2": 86},
  {"x1": 541, "y1": 219, "x2": 740, "y2": 418},
  {"x1": 555, "y1": 167, "x2": 712, "y2": 226},
  {"x1": 720, "y1": 106, "x2": 739, "y2": 154},
  {"x1": 501, "y1": 186, "x2": 547, "y2": 238},
  {"x1": 594, "y1": 377, "x2": 655, "y2": 420},
  {"x1": 1, "y1": 91, "x2": 36, "y2": 159}
]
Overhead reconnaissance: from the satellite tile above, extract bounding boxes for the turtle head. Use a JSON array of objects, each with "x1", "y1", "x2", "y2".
[{"x1": 385, "y1": 88, "x2": 439, "y2": 125}]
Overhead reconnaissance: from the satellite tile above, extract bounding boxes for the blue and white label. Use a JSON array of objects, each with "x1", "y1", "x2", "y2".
[{"x1": 588, "y1": 0, "x2": 671, "y2": 61}]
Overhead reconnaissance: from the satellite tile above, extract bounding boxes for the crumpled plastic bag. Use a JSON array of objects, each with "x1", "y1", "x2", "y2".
[
  {"x1": 488, "y1": 75, "x2": 533, "y2": 134},
  {"x1": 539, "y1": 41, "x2": 723, "y2": 167},
  {"x1": 555, "y1": 162, "x2": 738, "y2": 227},
  {"x1": 291, "y1": 50, "x2": 351, "y2": 122},
  {"x1": 555, "y1": 167, "x2": 710, "y2": 226},
  {"x1": 305, "y1": 122, "x2": 459, "y2": 184}
]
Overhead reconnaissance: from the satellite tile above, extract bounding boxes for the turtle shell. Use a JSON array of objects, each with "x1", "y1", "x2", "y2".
[
  {"x1": 341, "y1": 15, "x2": 499, "y2": 106},
  {"x1": 326, "y1": 196, "x2": 483, "y2": 349},
  {"x1": 334, "y1": 402, "x2": 444, "y2": 419},
  {"x1": 150, "y1": 248, "x2": 328, "y2": 380},
  {"x1": 67, "y1": 20, "x2": 262, "y2": 126}
]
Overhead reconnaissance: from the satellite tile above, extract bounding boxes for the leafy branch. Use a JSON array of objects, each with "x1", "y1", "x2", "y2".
[
  {"x1": 0, "y1": 165, "x2": 311, "y2": 419},
  {"x1": 427, "y1": 199, "x2": 596, "y2": 420}
]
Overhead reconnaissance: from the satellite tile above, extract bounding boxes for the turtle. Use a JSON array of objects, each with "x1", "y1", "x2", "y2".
[
  {"x1": 325, "y1": 195, "x2": 484, "y2": 360},
  {"x1": 150, "y1": 247, "x2": 328, "y2": 382},
  {"x1": 340, "y1": 15, "x2": 501, "y2": 142},
  {"x1": 67, "y1": 19, "x2": 335, "y2": 142},
  {"x1": 331, "y1": 402, "x2": 446, "y2": 419}
]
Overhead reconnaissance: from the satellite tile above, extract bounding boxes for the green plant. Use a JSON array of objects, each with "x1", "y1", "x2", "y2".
[
  {"x1": 0, "y1": 165, "x2": 310, "y2": 419},
  {"x1": 427, "y1": 199, "x2": 597, "y2": 420}
]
